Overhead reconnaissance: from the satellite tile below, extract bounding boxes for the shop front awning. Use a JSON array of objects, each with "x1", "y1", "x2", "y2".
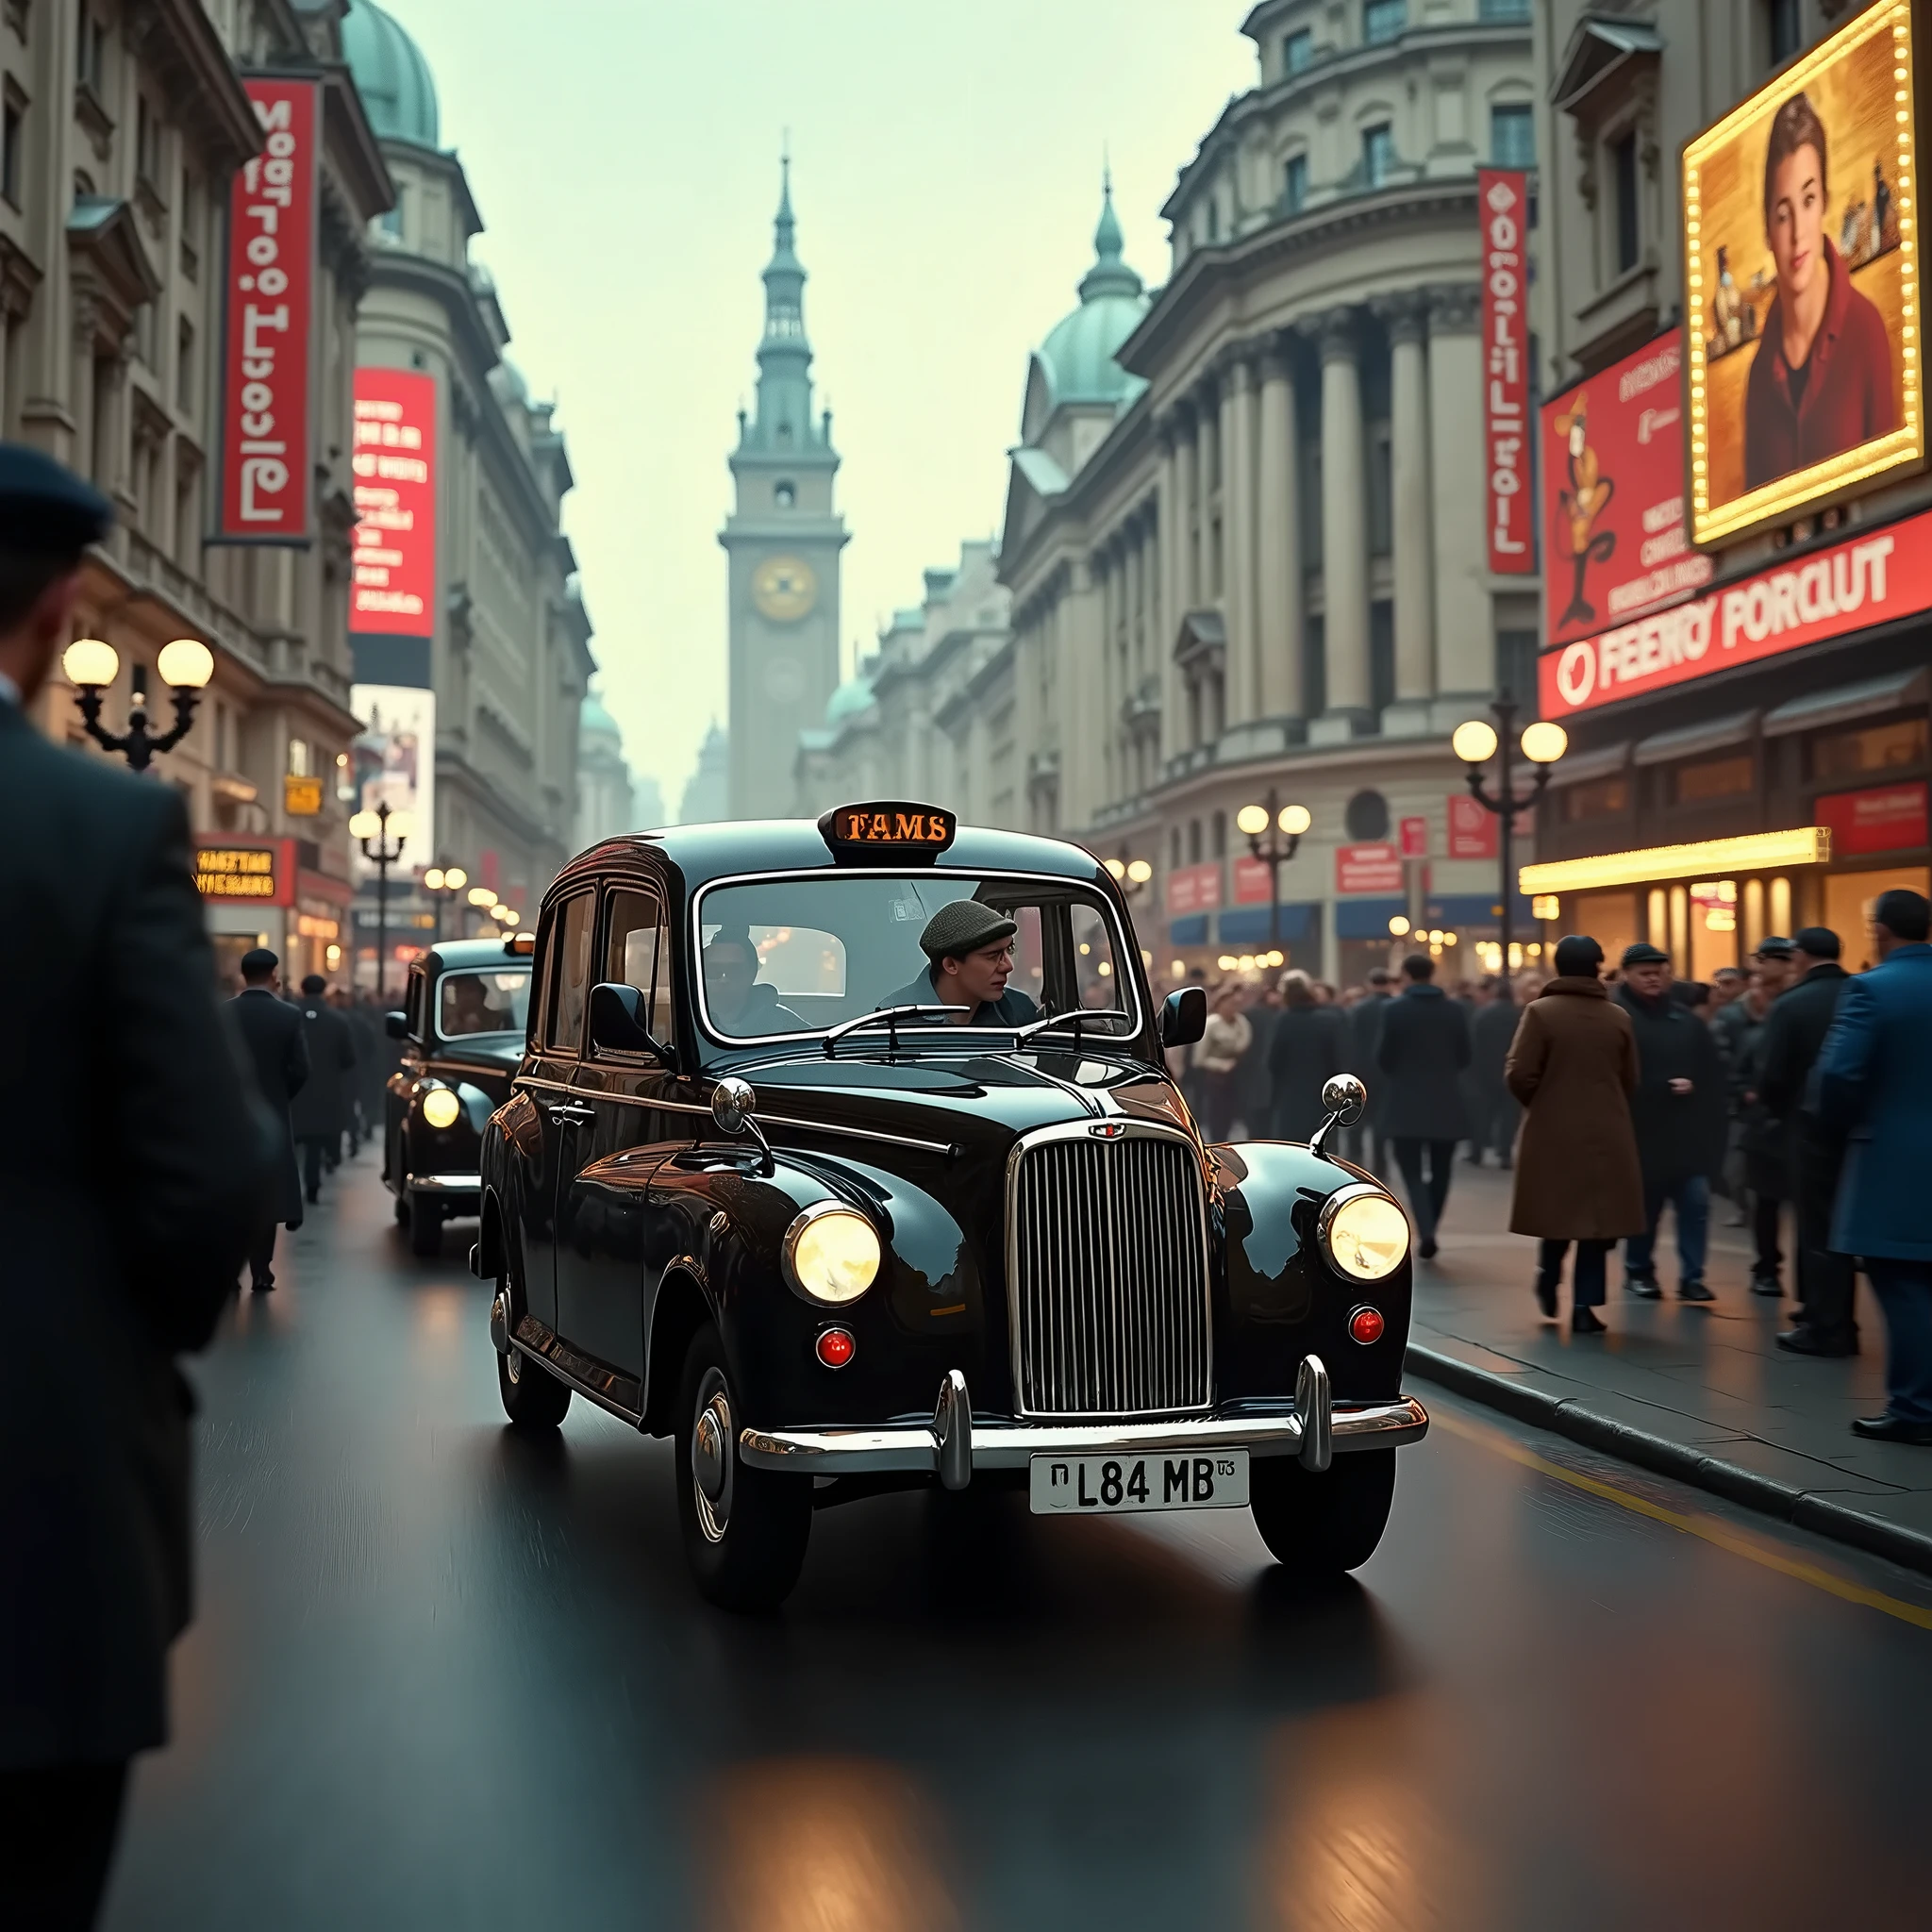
[
  {"x1": 1762, "y1": 668, "x2": 1930, "y2": 737},
  {"x1": 1217, "y1": 903, "x2": 1318, "y2": 945},
  {"x1": 1520, "y1": 826, "x2": 1831, "y2": 896},
  {"x1": 1632, "y1": 710, "x2": 1758, "y2": 766}
]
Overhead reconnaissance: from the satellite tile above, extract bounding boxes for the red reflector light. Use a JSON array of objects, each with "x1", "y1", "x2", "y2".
[
  {"x1": 815, "y1": 1327, "x2": 856, "y2": 1370},
  {"x1": 1348, "y1": 1306, "x2": 1386, "y2": 1346}
]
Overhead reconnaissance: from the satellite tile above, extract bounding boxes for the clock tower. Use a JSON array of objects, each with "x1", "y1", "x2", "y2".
[{"x1": 720, "y1": 158, "x2": 848, "y2": 819}]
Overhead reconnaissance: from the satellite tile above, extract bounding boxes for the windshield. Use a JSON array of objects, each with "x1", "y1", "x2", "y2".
[
  {"x1": 695, "y1": 874, "x2": 1137, "y2": 1043},
  {"x1": 437, "y1": 967, "x2": 531, "y2": 1039}
]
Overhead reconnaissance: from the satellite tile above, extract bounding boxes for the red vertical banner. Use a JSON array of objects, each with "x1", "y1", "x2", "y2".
[
  {"x1": 350, "y1": 368, "x2": 438, "y2": 637},
  {"x1": 216, "y1": 78, "x2": 317, "y2": 542},
  {"x1": 1479, "y1": 169, "x2": 1533, "y2": 575}
]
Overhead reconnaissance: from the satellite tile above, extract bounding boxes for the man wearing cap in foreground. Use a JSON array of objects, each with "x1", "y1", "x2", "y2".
[
  {"x1": 884, "y1": 900, "x2": 1041, "y2": 1026},
  {"x1": 1615, "y1": 941, "x2": 1727, "y2": 1299},
  {"x1": 0, "y1": 443, "x2": 269, "y2": 1923}
]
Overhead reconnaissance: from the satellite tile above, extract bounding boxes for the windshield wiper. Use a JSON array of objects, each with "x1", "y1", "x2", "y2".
[
  {"x1": 1013, "y1": 1008, "x2": 1133, "y2": 1043},
  {"x1": 822, "y1": 1004, "x2": 961, "y2": 1058}
]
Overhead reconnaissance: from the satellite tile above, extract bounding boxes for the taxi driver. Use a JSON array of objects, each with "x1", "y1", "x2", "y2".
[{"x1": 886, "y1": 900, "x2": 1041, "y2": 1027}]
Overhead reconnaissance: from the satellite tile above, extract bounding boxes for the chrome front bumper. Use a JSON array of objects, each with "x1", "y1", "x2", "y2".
[
  {"x1": 408, "y1": 1172, "x2": 482, "y2": 1196},
  {"x1": 738, "y1": 1357, "x2": 1428, "y2": 1491}
]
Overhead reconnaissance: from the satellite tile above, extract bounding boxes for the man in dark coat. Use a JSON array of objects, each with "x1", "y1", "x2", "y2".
[
  {"x1": 1467, "y1": 976, "x2": 1523, "y2": 1167},
  {"x1": 1732, "y1": 939, "x2": 1797, "y2": 1295},
  {"x1": 1349, "y1": 966, "x2": 1395, "y2": 1167},
  {"x1": 335, "y1": 988, "x2": 380, "y2": 1150},
  {"x1": 228, "y1": 948, "x2": 308, "y2": 1289},
  {"x1": 1505, "y1": 936, "x2": 1644, "y2": 1333},
  {"x1": 1376, "y1": 953, "x2": 1472, "y2": 1258},
  {"x1": 1817, "y1": 890, "x2": 1932, "y2": 1442},
  {"x1": 1615, "y1": 941, "x2": 1727, "y2": 1299},
  {"x1": 0, "y1": 442, "x2": 268, "y2": 1924},
  {"x1": 1759, "y1": 928, "x2": 1856, "y2": 1357},
  {"x1": 1267, "y1": 971, "x2": 1349, "y2": 1140},
  {"x1": 290, "y1": 974, "x2": 358, "y2": 1202}
]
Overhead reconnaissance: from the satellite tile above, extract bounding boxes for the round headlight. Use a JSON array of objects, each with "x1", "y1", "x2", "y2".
[
  {"x1": 1320, "y1": 1188, "x2": 1409, "y2": 1282},
  {"x1": 783, "y1": 1204, "x2": 881, "y2": 1306},
  {"x1": 420, "y1": 1087, "x2": 461, "y2": 1130}
]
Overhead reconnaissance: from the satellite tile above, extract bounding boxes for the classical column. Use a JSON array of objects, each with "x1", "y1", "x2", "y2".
[
  {"x1": 1427, "y1": 282, "x2": 1491, "y2": 702},
  {"x1": 1156, "y1": 421, "x2": 1182, "y2": 766},
  {"x1": 1221, "y1": 357, "x2": 1257, "y2": 727},
  {"x1": 1256, "y1": 340, "x2": 1303, "y2": 721},
  {"x1": 1195, "y1": 380, "x2": 1218, "y2": 607},
  {"x1": 1382, "y1": 291, "x2": 1435, "y2": 717},
  {"x1": 1315, "y1": 308, "x2": 1372, "y2": 732}
]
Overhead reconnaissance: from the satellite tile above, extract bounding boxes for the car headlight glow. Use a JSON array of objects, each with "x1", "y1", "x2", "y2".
[
  {"x1": 420, "y1": 1087, "x2": 462, "y2": 1130},
  {"x1": 782, "y1": 1204, "x2": 881, "y2": 1306},
  {"x1": 1319, "y1": 1186, "x2": 1409, "y2": 1282}
]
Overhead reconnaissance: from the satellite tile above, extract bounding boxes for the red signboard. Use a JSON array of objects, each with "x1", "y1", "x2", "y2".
[
  {"x1": 1164, "y1": 861, "x2": 1223, "y2": 917},
  {"x1": 1233, "y1": 856, "x2": 1278, "y2": 906},
  {"x1": 1337, "y1": 843, "x2": 1404, "y2": 894},
  {"x1": 1479, "y1": 171, "x2": 1533, "y2": 575},
  {"x1": 1446, "y1": 793, "x2": 1534, "y2": 858},
  {"x1": 1541, "y1": 328, "x2": 1714, "y2": 649},
  {"x1": 1541, "y1": 508, "x2": 1928, "y2": 719},
  {"x1": 1399, "y1": 815, "x2": 1428, "y2": 858},
  {"x1": 351, "y1": 368, "x2": 438, "y2": 637},
  {"x1": 1814, "y1": 781, "x2": 1929, "y2": 857},
  {"x1": 216, "y1": 79, "x2": 317, "y2": 542}
]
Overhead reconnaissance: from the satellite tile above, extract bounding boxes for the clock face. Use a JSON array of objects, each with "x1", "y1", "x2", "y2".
[{"x1": 752, "y1": 554, "x2": 817, "y2": 624}]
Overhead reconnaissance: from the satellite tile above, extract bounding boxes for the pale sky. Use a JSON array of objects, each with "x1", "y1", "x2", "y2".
[{"x1": 385, "y1": 1, "x2": 1258, "y2": 810}]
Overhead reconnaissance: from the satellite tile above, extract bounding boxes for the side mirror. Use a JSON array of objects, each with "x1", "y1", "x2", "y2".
[
  {"x1": 709, "y1": 1074, "x2": 773, "y2": 1174},
  {"x1": 1309, "y1": 1074, "x2": 1367, "y2": 1158},
  {"x1": 385, "y1": 1010, "x2": 408, "y2": 1041},
  {"x1": 588, "y1": 982, "x2": 669, "y2": 1060},
  {"x1": 1160, "y1": 985, "x2": 1208, "y2": 1049}
]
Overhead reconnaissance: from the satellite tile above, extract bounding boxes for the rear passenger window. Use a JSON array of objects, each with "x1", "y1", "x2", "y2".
[
  {"x1": 544, "y1": 891, "x2": 595, "y2": 1054},
  {"x1": 606, "y1": 889, "x2": 674, "y2": 1046}
]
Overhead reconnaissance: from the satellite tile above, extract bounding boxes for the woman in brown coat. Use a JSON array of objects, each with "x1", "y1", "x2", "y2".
[{"x1": 1505, "y1": 935, "x2": 1646, "y2": 1333}]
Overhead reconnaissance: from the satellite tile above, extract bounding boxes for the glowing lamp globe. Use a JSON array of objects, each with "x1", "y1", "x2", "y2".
[
  {"x1": 158, "y1": 638, "x2": 214, "y2": 689},
  {"x1": 1452, "y1": 720, "x2": 1499, "y2": 765},
  {"x1": 1521, "y1": 721, "x2": 1569, "y2": 764},
  {"x1": 1236, "y1": 805, "x2": 1270, "y2": 838},
  {"x1": 1279, "y1": 804, "x2": 1312, "y2": 836},
  {"x1": 62, "y1": 639, "x2": 120, "y2": 689}
]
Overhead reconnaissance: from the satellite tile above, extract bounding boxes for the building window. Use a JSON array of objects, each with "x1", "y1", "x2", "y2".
[
  {"x1": 1768, "y1": 0, "x2": 1802, "y2": 67},
  {"x1": 1284, "y1": 153, "x2": 1308, "y2": 212},
  {"x1": 1561, "y1": 775, "x2": 1629, "y2": 821},
  {"x1": 77, "y1": 11, "x2": 105, "y2": 93},
  {"x1": 1285, "y1": 27, "x2": 1313, "y2": 75},
  {"x1": 176, "y1": 316, "x2": 193, "y2": 411},
  {"x1": 1497, "y1": 630, "x2": 1540, "y2": 706},
  {"x1": 1810, "y1": 715, "x2": 1929, "y2": 780},
  {"x1": 1478, "y1": 0, "x2": 1530, "y2": 18},
  {"x1": 1, "y1": 90, "x2": 22, "y2": 210},
  {"x1": 1368, "y1": 428, "x2": 1392, "y2": 556},
  {"x1": 1672, "y1": 754, "x2": 1755, "y2": 805},
  {"x1": 1611, "y1": 129, "x2": 1641, "y2": 273},
  {"x1": 287, "y1": 738, "x2": 312, "y2": 778},
  {"x1": 381, "y1": 183, "x2": 407, "y2": 239},
  {"x1": 1211, "y1": 809, "x2": 1226, "y2": 858},
  {"x1": 1364, "y1": 0, "x2": 1406, "y2": 44},
  {"x1": 1188, "y1": 819, "x2": 1202, "y2": 864},
  {"x1": 1363, "y1": 124, "x2": 1395, "y2": 189},
  {"x1": 1206, "y1": 197, "x2": 1220, "y2": 242},
  {"x1": 774, "y1": 479, "x2": 795, "y2": 508},
  {"x1": 136, "y1": 96, "x2": 161, "y2": 193},
  {"x1": 1491, "y1": 103, "x2": 1535, "y2": 169},
  {"x1": 179, "y1": 168, "x2": 198, "y2": 278}
]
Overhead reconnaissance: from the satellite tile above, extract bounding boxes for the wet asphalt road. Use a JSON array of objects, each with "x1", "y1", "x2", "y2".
[{"x1": 103, "y1": 1144, "x2": 1932, "y2": 1932}]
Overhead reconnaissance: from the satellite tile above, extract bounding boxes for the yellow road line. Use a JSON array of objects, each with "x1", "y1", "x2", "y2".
[{"x1": 1433, "y1": 1406, "x2": 1932, "y2": 1632}]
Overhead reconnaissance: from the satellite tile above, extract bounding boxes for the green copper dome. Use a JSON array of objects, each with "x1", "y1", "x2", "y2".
[
  {"x1": 824, "y1": 671, "x2": 876, "y2": 727},
  {"x1": 342, "y1": 0, "x2": 441, "y2": 149},
  {"x1": 580, "y1": 690, "x2": 621, "y2": 742},
  {"x1": 1035, "y1": 177, "x2": 1149, "y2": 410}
]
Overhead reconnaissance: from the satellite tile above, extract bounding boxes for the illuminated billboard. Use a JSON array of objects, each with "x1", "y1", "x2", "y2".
[
  {"x1": 350, "y1": 684, "x2": 436, "y2": 879},
  {"x1": 350, "y1": 368, "x2": 438, "y2": 638},
  {"x1": 1683, "y1": 0, "x2": 1923, "y2": 547}
]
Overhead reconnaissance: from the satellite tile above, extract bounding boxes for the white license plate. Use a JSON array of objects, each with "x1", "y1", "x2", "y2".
[{"x1": 1028, "y1": 1449, "x2": 1250, "y2": 1515}]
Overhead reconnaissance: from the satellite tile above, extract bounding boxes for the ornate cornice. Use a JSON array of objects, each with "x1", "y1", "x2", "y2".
[
  {"x1": 1371, "y1": 289, "x2": 1431, "y2": 346},
  {"x1": 1424, "y1": 280, "x2": 1481, "y2": 336}
]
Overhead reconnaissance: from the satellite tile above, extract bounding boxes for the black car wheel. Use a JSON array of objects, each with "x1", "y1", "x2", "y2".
[
  {"x1": 408, "y1": 1196, "x2": 443, "y2": 1257},
  {"x1": 1249, "y1": 1449, "x2": 1396, "y2": 1574},
  {"x1": 675, "y1": 1321, "x2": 811, "y2": 1612},
  {"x1": 497, "y1": 1338, "x2": 571, "y2": 1430}
]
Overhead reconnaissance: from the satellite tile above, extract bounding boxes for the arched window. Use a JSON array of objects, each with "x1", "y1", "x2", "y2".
[{"x1": 774, "y1": 480, "x2": 796, "y2": 509}]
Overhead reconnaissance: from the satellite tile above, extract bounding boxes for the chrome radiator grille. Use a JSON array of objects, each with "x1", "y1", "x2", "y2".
[{"x1": 1008, "y1": 1129, "x2": 1212, "y2": 1417}]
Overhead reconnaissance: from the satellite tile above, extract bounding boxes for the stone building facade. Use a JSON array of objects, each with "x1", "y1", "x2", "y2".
[{"x1": 2, "y1": 0, "x2": 393, "y2": 984}]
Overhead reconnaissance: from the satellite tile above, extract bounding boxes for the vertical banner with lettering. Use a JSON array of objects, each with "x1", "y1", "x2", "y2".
[
  {"x1": 350, "y1": 368, "x2": 438, "y2": 638},
  {"x1": 216, "y1": 77, "x2": 317, "y2": 542},
  {"x1": 1479, "y1": 169, "x2": 1533, "y2": 575}
]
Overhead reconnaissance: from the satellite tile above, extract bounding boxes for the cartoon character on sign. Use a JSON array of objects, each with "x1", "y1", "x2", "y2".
[{"x1": 1554, "y1": 389, "x2": 1617, "y2": 628}]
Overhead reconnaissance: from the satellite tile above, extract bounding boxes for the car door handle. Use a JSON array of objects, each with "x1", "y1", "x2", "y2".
[{"x1": 546, "y1": 1102, "x2": 596, "y2": 1125}]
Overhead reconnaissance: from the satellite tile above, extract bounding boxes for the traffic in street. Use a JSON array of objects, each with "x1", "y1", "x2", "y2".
[{"x1": 104, "y1": 1151, "x2": 1932, "y2": 1931}]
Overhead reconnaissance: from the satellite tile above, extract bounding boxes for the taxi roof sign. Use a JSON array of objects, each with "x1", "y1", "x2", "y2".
[{"x1": 818, "y1": 801, "x2": 958, "y2": 864}]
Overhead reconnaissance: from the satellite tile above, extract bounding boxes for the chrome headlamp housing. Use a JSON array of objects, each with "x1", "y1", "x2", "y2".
[
  {"x1": 1317, "y1": 1182, "x2": 1410, "y2": 1282},
  {"x1": 781, "y1": 1200, "x2": 883, "y2": 1307}
]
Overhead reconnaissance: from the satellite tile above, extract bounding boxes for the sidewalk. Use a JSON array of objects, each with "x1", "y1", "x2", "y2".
[{"x1": 1393, "y1": 1158, "x2": 1932, "y2": 1576}]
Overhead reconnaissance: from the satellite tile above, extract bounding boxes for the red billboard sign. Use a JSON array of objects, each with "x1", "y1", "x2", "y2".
[
  {"x1": 1398, "y1": 815, "x2": 1428, "y2": 859},
  {"x1": 1541, "y1": 328, "x2": 1714, "y2": 649},
  {"x1": 1164, "y1": 861, "x2": 1223, "y2": 917},
  {"x1": 1446, "y1": 793, "x2": 1534, "y2": 858},
  {"x1": 1540, "y1": 509, "x2": 1925, "y2": 719},
  {"x1": 1232, "y1": 856, "x2": 1274, "y2": 906},
  {"x1": 1479, "y1": 170, "x2": 1533, "y2": 575},
  {"x1": 216, "y1": 78, "x2": 317, "y2": 542},
  {"x1": 350, "y1": 368, "x2": 438, "y2": 637},
  {"x1": 1814, "y1": 781, "x2": 1929, "y2": 857},
  {"x1": 1337, "y1": 843, "x2": 1403, "y2": 894}
]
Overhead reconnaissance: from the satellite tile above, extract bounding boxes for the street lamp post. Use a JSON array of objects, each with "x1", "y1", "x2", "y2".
[
  {"x1": 1104, "y1": 850, "x2": 1154, "y2": 901},
  {"x1": 1451, "y1": 693, "x2": 1567, "y2": 1003},
  {"x1": 349, "y1": 800, "x2": 413, "y2": 1001},
  {"x1": 422, "y1": 863, "x2": 470, "y2": 942},
  {"x1": 61, "y1": 637, "x2": 214, "y2": 770},
  {"x1": 1236, "y1": 791, "x2": 1312, "y2": 962}
]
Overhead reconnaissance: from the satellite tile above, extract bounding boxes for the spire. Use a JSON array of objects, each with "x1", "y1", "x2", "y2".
[
  {"x1": 1079, "y1": 165, "x2": 1142, "y2": 303},
  {"x1": 741, "y1": 143, "x2": 832, "y2": 458}
]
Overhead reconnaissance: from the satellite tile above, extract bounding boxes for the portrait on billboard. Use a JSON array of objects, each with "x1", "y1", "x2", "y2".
[
  {"x1": 350, "y1": 684, "x2": 436, "y2": 881},
  {"x1": 1684, "y1": 0, "x2": 1923, "y2": 547}
]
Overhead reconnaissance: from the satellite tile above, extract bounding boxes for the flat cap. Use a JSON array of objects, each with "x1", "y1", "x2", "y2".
[
  {"x1": 240, "y1": 947, "x2": 279, "y2": 977},
  {"x1": 1794, "y1": 925, "x2": 1841, "y2": 958},
  {"x1": 920, "y1": 899, "x2": 1017, "y2": 962},
  {"x1": 1620, "y1": 941, "x2": 1669, "y2": 967},
  {"x1": 0, "y1": 441, "x2": 112, "y2": 556},
  {"x1": 1754, "y1": 934, "x2": 1796, "y2": 959}
]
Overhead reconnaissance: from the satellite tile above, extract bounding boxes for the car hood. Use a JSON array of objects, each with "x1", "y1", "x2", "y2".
[{"x1": 427, "y1": 1036, "x2": 523, "y2": 1081}]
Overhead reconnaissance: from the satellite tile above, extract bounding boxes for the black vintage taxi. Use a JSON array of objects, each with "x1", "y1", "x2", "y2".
[
  {"x1": 474, "y1": 804, "x2": 1427, "y2": 1609},
  {"x1": 384, "y1": 935, "x2": 535, "y2": 1256}
]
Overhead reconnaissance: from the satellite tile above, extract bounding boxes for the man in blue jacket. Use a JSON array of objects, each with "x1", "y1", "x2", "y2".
[{"x1": 1817, "y1": 890, "x2": 1932, "y2": 1442}]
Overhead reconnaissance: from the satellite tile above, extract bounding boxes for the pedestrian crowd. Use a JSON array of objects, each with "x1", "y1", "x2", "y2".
[{"x1": 1175, "y1": 893, "x2": 1932, "y2": 1447}]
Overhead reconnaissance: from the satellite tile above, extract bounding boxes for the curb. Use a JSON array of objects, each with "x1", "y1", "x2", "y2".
[{"x1": 1405, "y1": 1341, "x2": 1932, "y2": 1582}]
